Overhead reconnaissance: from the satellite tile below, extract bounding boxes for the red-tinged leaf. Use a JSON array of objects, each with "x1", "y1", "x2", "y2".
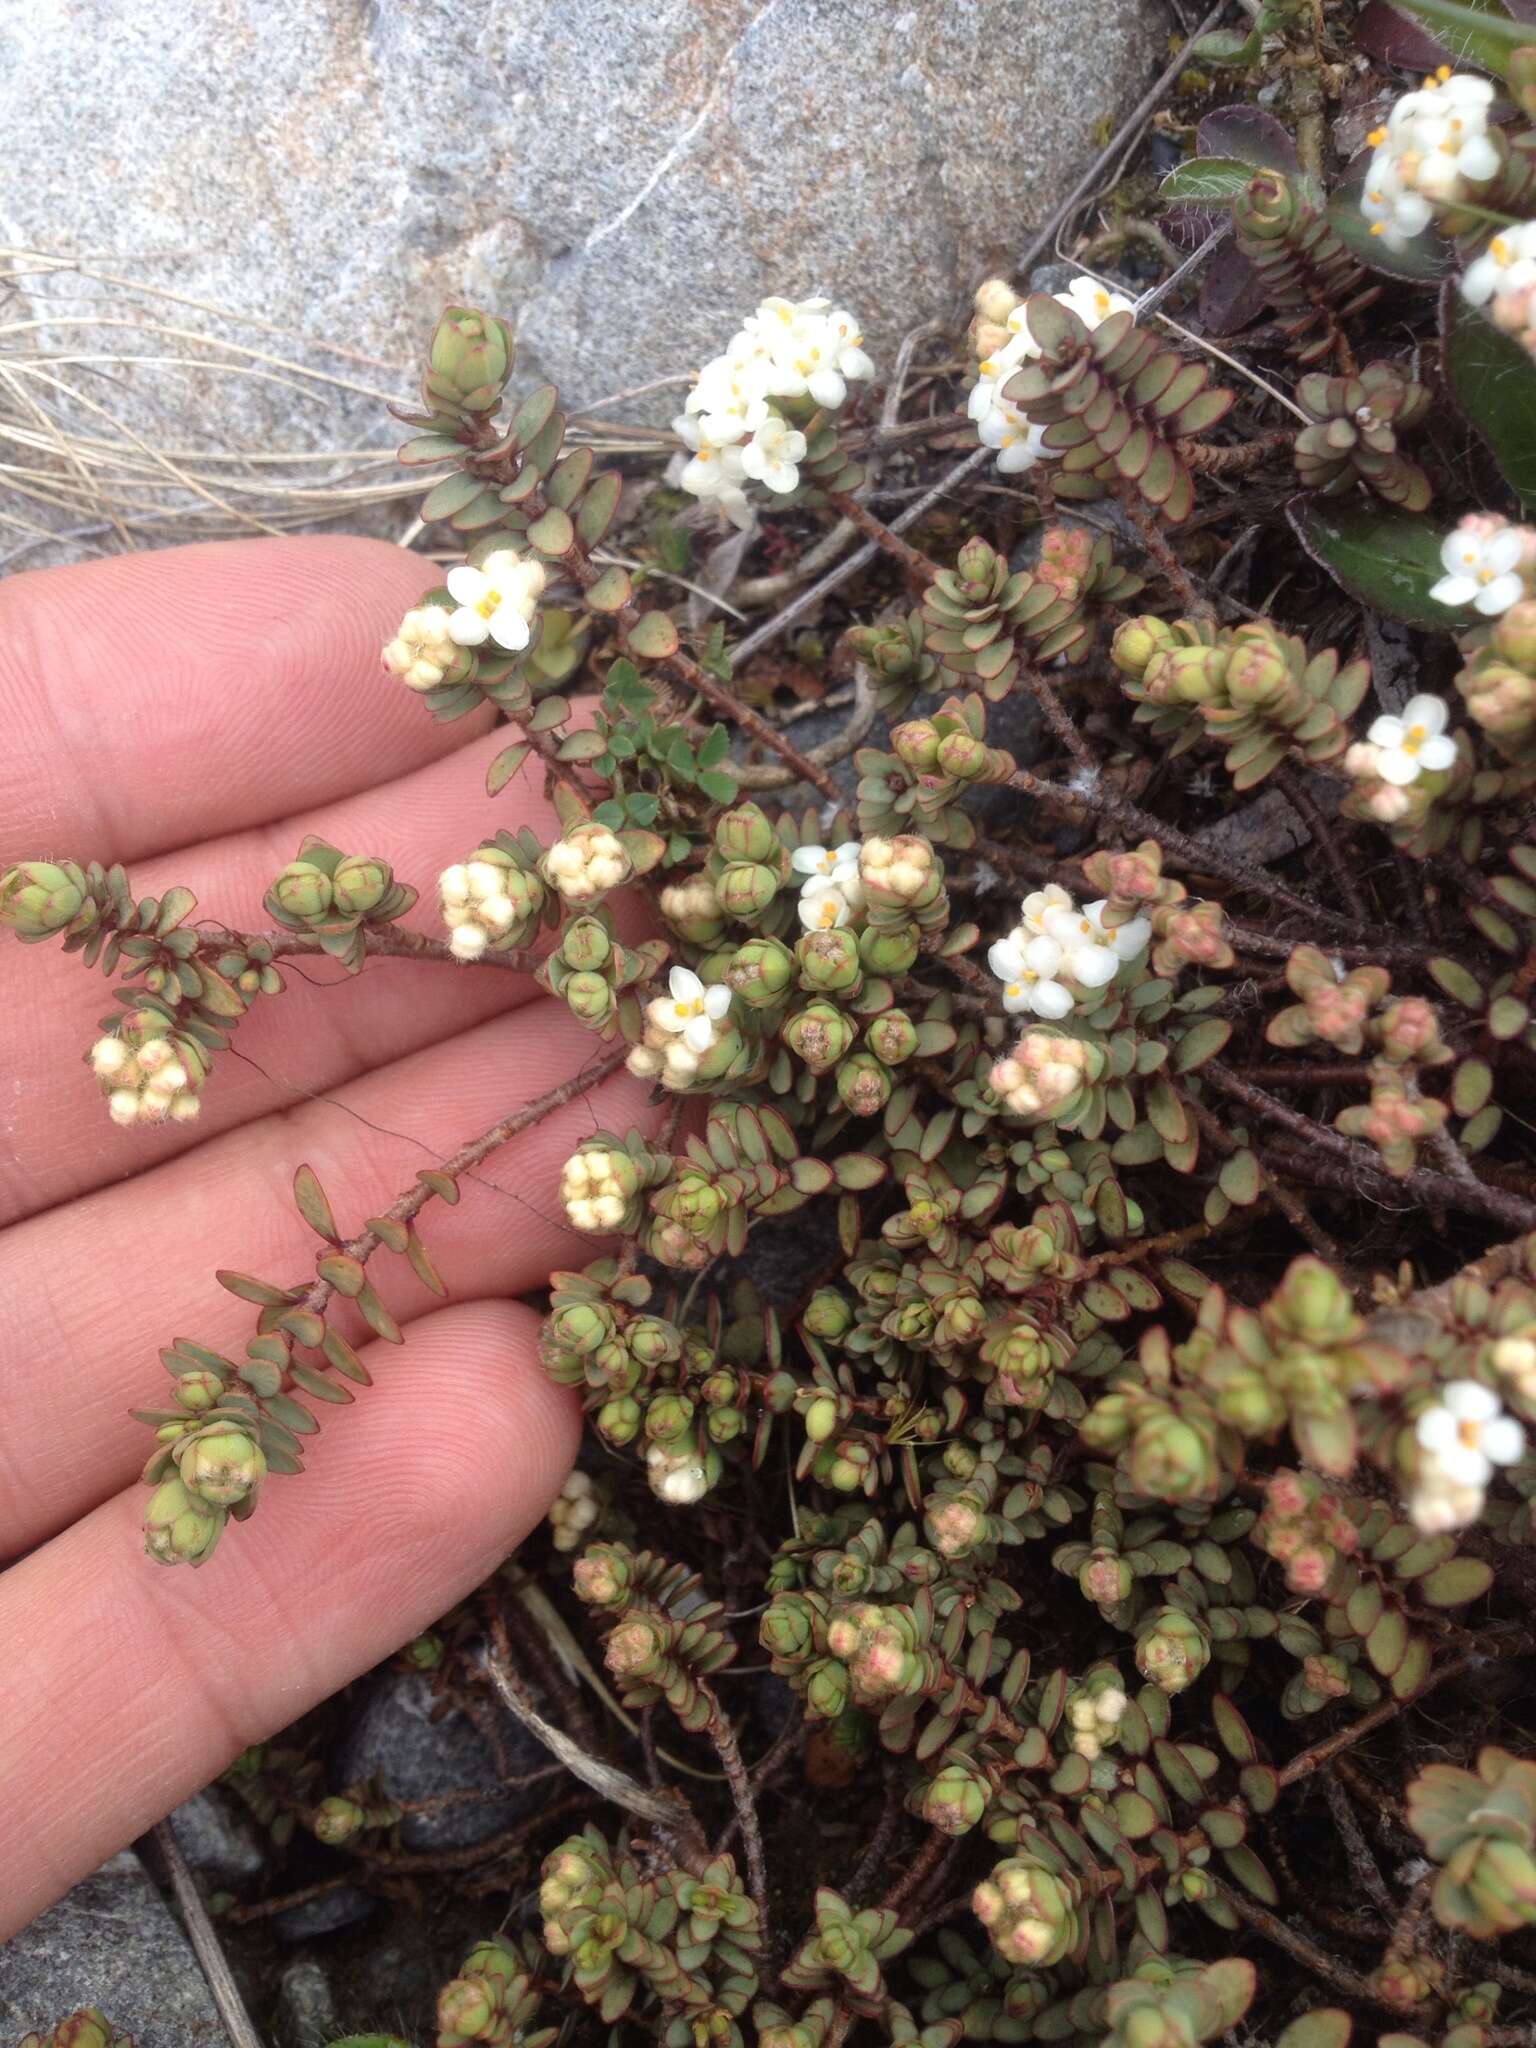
[
  {"x1": 1417, "y1": 1556, "x2": 1494, "y2": 1606},
  {"x1": 1275, "y1": 2012, "x2": 1353, "y2": 2048},
  {"x1": 577, "y1": 470, "x2": 622, "y2": 547},
  {"x1": 369, "y1": 1214, "x2": 410, "y2": 1252},
  {"x1": 316, "y1": 1253, "x2": 366, "y2": 1297},
  {"x1": 356, "y1": 1283, "x2": 403, "y2": 1345},
  {"x1": 1198, "y1": 103, "x2": 1301, "y2": 178},
  {"x1": 628, "y1": 610, "x2": 680, "y2": 660},
  {"x1": 486, "y1": 740, "x2": 531, "y2": 795},
  {"x1": 217, "y1": 1270, "x2": 299, "y2": 1308},
  {"x1": 290, "y1": 1360, "x2": 354, "y2": 1404},
  {"x1": 322, "y1": 1327, "x2": 372, "y2": 1385},
  {"x1": 277, "y1": 1308, "x2": 327, "y2": 1349},
  {"x1": 1220, "y1": 1844, "x2": 1279, "y2": 1905},
  {"x1": 406, "y1": 1228, "x2": 448, "y2": 1297},
  {"x1": 293, "y1": 1164, "x2": 341, "y2": 1244},
  {"x1": 1199, "y1": 243, "x2": 1271, "y2": 337}
]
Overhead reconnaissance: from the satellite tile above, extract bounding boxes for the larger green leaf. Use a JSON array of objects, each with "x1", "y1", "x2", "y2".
[
  {"x1": 1159, "y1": 157, "x2": 1253, "y2": 206},
  {"x1": 1388, "y1": 0, "x2": 1532, "y2": 73},
  {"x1": 1442, "y1": 286, "x2": 1536, "y2": 511},
  {"x1": 1288, "y1": 496, "x2": 1454, "y2": 628}
]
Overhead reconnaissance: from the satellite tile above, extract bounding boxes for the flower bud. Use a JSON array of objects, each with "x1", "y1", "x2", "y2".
[
  {"x1": 860, "y1": 833, "x2": 940, "y2": 910},
  {"x1": 144, "y1": 1477, "x2": 225, "y2": 1565},
  {"x1": 935, "y1": 729, "x2": 991, "y2": 781},
  {"x1": 172, "y1": 1369, "x2": 226, "y2": 1414},
  {"x1": 0, "y1": 860, "x2": 89, "y2": 937},
  {"x1": 922, "y1": 1757, "x2": 989, "y2": 1835},
  {"x1": 716, "y1": 860, "x2": 780, "y2": 920},
  {"x1": 796, "y1": 925, "x2": 863, "y2": 994},
  {"x1": 726, "y1": 934, "x2": 794, "y2": 1008},
  {"x1": 859, "y1": 921, "x2": 920, "y2": 974},
  {"x1": 178, "y1": 1429, "x2": 266, "y2": 1507},
  {"x1": 806, "y1": 1658, "x2": 852, "y2": 1719},
  {"x1": 891, "y1": 719, "x2": 942, "y2": 771},
  {"x1": 551, "y1": 1298, "x2": 614, "y2": 1355},
  {"x1": 644, "y1": 1391, "x2": 696, "y2": 1443},
  {"x1": 864, "y1": 1009, "x2": 917, "y2": 1066},
  {"x1": 1111, "y1": 616, "x2": 1176, "y2": 679},
  {"x1": 430, "y1": 307, "x2": 514, "y2": 404},
  {"x1": 1135, "y1": 1607, "x2": 1211, "y2": 1695},
  {"x1": 804, "y1": 1289, "x2": 853, "y2": 1341},
  {"x1": 836, "y1": 1050, "x2": 893, "y2": 1117},
  {"x1": 659, "y1": 873, "x2": 726, "y2": 944},
  {"x1": 596, "y1": 1394, "x2": 642, "y2": 1444},
  {"x1": 312, "y1": 1795, "x2": 366, "y2": 1845},
  {"x1": 329, "y1": 854, "x2": 392, "y2": 918},
  {"x1": 562, "y1": 968, "x2": 615, "y2": 1027},
  {"x1": 761, "y1": 1593, "x2": 818, "y2": 1660},
  {"x1": 714, "y1": 803, "x2": 779, "y2": 864},
  {"x1": 975, "y1": 277, "x2": 1022, "y2": 326},
  {"x1": 1080, "y1": 1550, "x2": 1134, "y2": 1608},
  {"x1": 270, "y1": 860, "x2": 333, "y2": 924},
  {"x1": 802, "y1": 1392, "x2": 842, "y2": 1442},
  {"x1": 973, "y1": 1858, "x2": 1082, "y2": 1968},
  {"x1": 783, "y1": 1000, "x2": 856, "y2": 1075},
  {"x1": 955, "y1": 536, "x2": 1000, "y2": 595}
]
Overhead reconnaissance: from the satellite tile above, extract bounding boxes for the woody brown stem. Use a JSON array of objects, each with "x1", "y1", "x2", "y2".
[{"x1": 823, "y1": 484, "x2": 941, "y2": 583}]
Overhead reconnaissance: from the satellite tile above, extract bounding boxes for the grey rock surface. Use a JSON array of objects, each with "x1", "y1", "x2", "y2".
[
  {"x1": 0, "y1": 0, "x2": 1158, "y2": 450},
  {"x1": 167, "y1": 1791, "x2": 267, "y2": 1887},
  {"x1": 0, "y1": 1851, "x2": 227, "y2": 2048},
  {"x1": 335, "y1": 1668, "x2": 550, "y2": 1851}
]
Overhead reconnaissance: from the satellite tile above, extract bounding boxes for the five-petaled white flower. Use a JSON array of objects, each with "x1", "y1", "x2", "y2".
[
  {"x1": 1056, "y1": 276, "x2": 1136, "y2": 328},
  {"x1": 798, "y1": 877, "x2": 856, "y2": 930},
  {"x1": 653, "y1": 965, "x2": 732, "y2": 1053},
  {"x1": 792, "y1": 842, "x2": 864, "y2": 930},
  {"x1": 792, "y1": 842, "x2": 862, "y2": 888},
  {"x1": 1040, "y1": 903, "x2": 1121, "y2": 989},
  {"x1": 445, "y1": 549, "x2": 546, "y2": 651},
  {"x1": 740, "y1": 413, "x2": 808, "y2": 494},
  {"x1": 1361, "y1": 69, "x2": 1501, "y2": 249},
  {"x1": 1416, "y1": 1380, "x2": 1525, "y2": 1486},
  {"x1": 1363, "y1": 694, "x2": 1458, "y2": 787},
  {"x1": 1430, "y1": 520, "x2": 1527, "y2": 617},
  {"x1": 988, "y1": 932, "x2": 1075, "y2": 1019}
]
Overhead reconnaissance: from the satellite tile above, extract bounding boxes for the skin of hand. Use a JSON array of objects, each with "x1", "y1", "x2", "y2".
[{"x1": 0, "y1": 535, "x2": 665, "y2": 1940}]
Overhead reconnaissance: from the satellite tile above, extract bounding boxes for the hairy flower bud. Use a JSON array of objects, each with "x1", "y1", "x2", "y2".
[
  {"x1": 784, "y1": 1000, "x2": 857, "y2": 1075},
  {"x1": 177, "y1": 1428, "x2": 266, "y2": 1507},
  {"x1": 715, "y1": 803, "x2": 779, "y2": 864},
  {"x1": 144, "y1": 1477, "x2": 225, "y2": 1566},
  {"x1": 716, "y1": 860, "x2": 780, "y2": 921},
  {"x1": 796, "y1": 925, "x2": 863, "y2": 995},
  {"x1": 1135, "y1": 1607, "x2": 1211, "y2": 1695},
  {"x1": 973, "y1": 1858, "x2": 1082, "y2": 1967},
  {"x1": 837, "y1": 1050, "x2": 893, "y2": 1117}
]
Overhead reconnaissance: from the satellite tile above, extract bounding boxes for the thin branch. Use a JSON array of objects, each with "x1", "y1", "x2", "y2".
[
  {"x1": 150, "y1": 1820, "x2": 264, "y2": 2048},
  {"x1": 216, "y1": 923, "x2": 541, "y2": 973}
]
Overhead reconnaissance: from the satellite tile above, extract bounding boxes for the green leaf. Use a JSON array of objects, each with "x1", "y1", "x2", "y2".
[
  {"x1": 486, "y1": 740, "x2": 531, "y2": 795},
  {"x1": 577, "y1": 470, "x2": 622, "y2": 546},
  {"x1": 1275, "y1": 2013, "x2": 1353, "y2": 2048},
  {"x1": 1191, "y1": 22, "x2": 1262, "y2": 62},
  {"x1": 1211, "y1": 1693, "x2": 1258, "y2": 1763},
  {"x1": 584, "y1": 564, "x2": 633, "y2": 614},
  {"x1": 216, "y1": 1270, "x2": 298, "y2": 1308},
  {"x1": 154, "y1": 885, "x2": 197, "y2": 936},
  {"x1": 527, "y1": 505, "x2": 575, "y2": 555},
  {"x1": 1417, "y1": 1556, "x2": 1494, "y2": 1606},
  {"x1": 628, "y1": 610, "x2": 681, "y2": 660},
  {"x1": 1442, "y1": 287, "x2": 1536, "y2": 511},
  {"x1": 1159, "y1": 156, "x2": 1253, "y2": 205},
  {"x1": 511, "y1": 385, "x2": 558, "y2": 447},
  {"x1": 316, "y1": 1253, "x2": 366, "y2": 1297},
  {"x1": 1173, "y1": 1017, "x2": 1230, "y2": 1072},
  {"x1": 420, "y1": 471, "x2": 486, "y2": 521},
  {"x1": 1217, "y1": 1148, "x2": 1262, "y2": 1206},
  {"x1": 1220, "y1": 1843, "x2": 1279, "y2": 1905},
  {"x1": 290, "y1": 1360, "x2": 353, "y2": 1405},
  {"x1": 1428, "y1": 955, "x2": 1484, "y2": 1007},
  {"x1": 293, "y1": 1164, "x2": 340, "y2": 1243},
  {"x1": 1287, "y1": 496, "x2": 1455, "y2": 628},
  {"x1": 1366, "y1": 1607, "x2": 1409, "y2": 1676},
  {"x1": 356, "y1": 1282, "x2": 403, "y2": 1345},
  {"x1": 1388, "y1": 0, "x2": 1533, "y2": 73}
]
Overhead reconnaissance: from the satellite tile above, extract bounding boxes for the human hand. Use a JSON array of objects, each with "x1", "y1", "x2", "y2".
[{"x1": 0, "y1": 535, "x2": 661, "y2": 1938}]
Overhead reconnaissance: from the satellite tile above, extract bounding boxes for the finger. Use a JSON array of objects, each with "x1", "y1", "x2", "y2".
[
  {"x1": 0, "y1": 999, "x2": 658, "y2": 1555},
  {"x1": 0, "y1": 717, "x2": 599, "y2": 1224},
  {"x1": 0, "y1": 1299, "x2": 577, "y2": 1941},
  {"x1": 0, "y1": 536, "x2": 490, "y2": 868}
]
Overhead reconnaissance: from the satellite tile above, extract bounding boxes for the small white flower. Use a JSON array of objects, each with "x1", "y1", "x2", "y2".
[
  {"x1": 1361, "y1": 154, "x2": 1435, "y2": 249},
  {"x1": 1083, "y1": 899, "x2": 1151, "y2": 963},
  {"x1": 1416, "y1": 1379, "x2": 1525, "y2": 1486},
  {"x1": 445, "y1": 549, "x2": 546, "y2": 651},
  {"x1": 559, "y1": 1148, "x2": 632, "y2": 1233},
  {"x1": 988, "y1": 932, "x2": 1075, "y2": 1019},
  {"x1": 1462, "y1": 223, "x2": 1536, "y2": 308},
  {"x1": 1430, "y1": 520, "x2": 1527, "y2": 616},
  {"x1": 740, "y1": 413, "x2": 808, "y2": 494},
  {"x1": 798, "y1": 876, "x2": 857, "y2": 931},
  {"x1": 1056, "y1": 276, "x2": 1136, "y2": 328},
  {"x1": 651, "y1": 965, "x2": 731, "y2": 1054},
  {"x1": 792, "y1": 841, "x2": 862, "y2": 887},
  {"x1": 1040, "y1": 902, "x2": 1125, "y2": 988},
  {"x1": 1365, "y1": 694, "x2": 1458, "y2": 787},
  {"x1": 1019, "y1": 883, "x2": 1076, "y2": 936},
  {"x1": 544, "y1": 825, "x2": 631, "y2": 902}
]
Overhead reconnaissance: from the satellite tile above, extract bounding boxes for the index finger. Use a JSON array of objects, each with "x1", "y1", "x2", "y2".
[{"x1": 0, "y1": 535, "x2": 488, "y2": 867}]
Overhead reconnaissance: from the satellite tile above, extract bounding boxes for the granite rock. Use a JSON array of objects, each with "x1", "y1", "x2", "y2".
[
  {"x1": 0, "y1": 0, "x2": 1158, "y2": 450},
  {"x1": 0, "y1": 1852, "x2": 227, "y2": 2048}
]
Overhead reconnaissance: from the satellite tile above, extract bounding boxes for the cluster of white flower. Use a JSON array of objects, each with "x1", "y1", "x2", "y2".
[
  {"x1": 1343, "y1": 693, "x2": 1457, "y2": 804},
  {"x1": 627, "y1": 965, "x2": 734, "y2": 1089},
  {"x1": 382, "y1": 606, "x2": 459, "y2": 693},
  {"x1": 1066, "y1": 1684, "x2": 1128, "y2": 1763},
  {"x1": 439, "y1": 858, "x2": 519, "y2": 960},
  {"x1": 543, "y1": 824, "x2": 631, "y2": 904},
  {"x1": 987, "y1": 884, "x2": 1149, "y2": 1019},
  {"x1": 968, "y1": 275, "x2": 1136, "y2": 474},
  {"x1": 91, "y1": 1032, "x2": 201, "y2": 1126},
  {"x1": 1409, "y1": 1380, "x2": 1525, "y2": 1532},
  {"x1": 547, "y1": 1468, "x2": 601, "y2": 1552},
  {"x1": 1361, "y1": 68, "x2": 1501, "y2": 250},
  {"x1": 1429, "y1": 515, "x2": 1533, "y2": 618},
  {"x1": 990, "y1": 1029, "x2": 1097, "y2": 1121},
  {"x1": 559, "y1": 1148, "x2": 633, "y2": 1233},
  {"x1": 792, "y1": 840, "x2": 864, "y2": 930},
  {"x1": 673, "y1": 296, "x2": 873, "y2": 526}
]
